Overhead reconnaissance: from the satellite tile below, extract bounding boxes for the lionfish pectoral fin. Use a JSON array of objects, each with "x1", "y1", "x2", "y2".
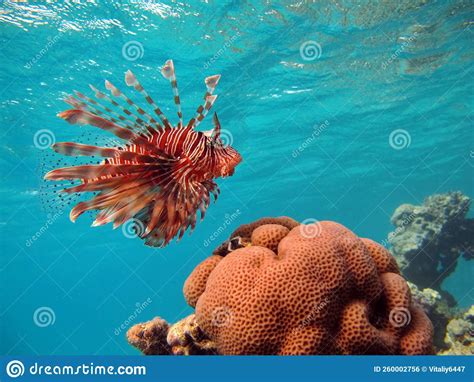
[
  {"x1": 91, "y1": 220, "x2": 106, "y2": 227},
  {"x1": 143, "y1": 199, "x2": 165, "y2": 236},
  {"x1": 51, "y1": 142, "x2": 163, "y2": 163},
  {"x1": 136, "y1": 173, "x2": 214, "y2": 247},
  {"x1": 93, "y1": 192, "x2": 155, "y2": 229},
  {"x1": 44, "y1": 164, "x2": 160, "y2": 181}
]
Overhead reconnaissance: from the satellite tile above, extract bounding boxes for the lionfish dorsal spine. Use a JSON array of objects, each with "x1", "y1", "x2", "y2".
[
  {"x1": 58, "y1": 109, "x2": 139, "y2": 141},
  {"x1": 104, "y1": 78, "x2": 166, "y2": 132},
  {"x1": 72, "y1": 88, "x2": 144, "y2": 136},
  {"x1": 160, "y1": 59, "x2": 183, "y2": 128},
  {"x1": 120, "y1": 70, "x2": 172, "y2": 130},
  {"x1": 187, "y1": 74, "x2": 221, "y2": 129},
  {"x1": 123, "y1": 70, "x2": 167, "y2": 131},
  {"x1": 88, "y1": 82, "x2": 159, "y2": 134},
  {"x1": 211, "y1": 112, "x2": 222, "y2": 141}
]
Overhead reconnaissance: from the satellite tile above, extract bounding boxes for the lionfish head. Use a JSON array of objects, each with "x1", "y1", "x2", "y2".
[
  {"x1": 213, "y1": 142, "x2": 242, "y2": 178},
  {"x1": 203, "y1": 112, "x2": 242, "y2": 178}
]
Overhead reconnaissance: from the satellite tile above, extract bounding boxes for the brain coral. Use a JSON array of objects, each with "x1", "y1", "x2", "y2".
[{"x1": 184, "y1": 217, "x2": 434, "y2": 355}]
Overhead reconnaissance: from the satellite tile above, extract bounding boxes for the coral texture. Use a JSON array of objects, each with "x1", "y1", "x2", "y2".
[
  {"x1": 127, "y1": 317, "x2": 171, "y2": 355},
  {"x1": 184, "y1": 217, "x2": 434, "y2": 355},
  {"x1": 166, "y1": 314, "x2": 217, "y2": 355},
  {"x1": 127, "y1": 315, "x2": 216, "y2": 355},
  {"x1": 211, "y1": 216, "x2": 299, "y2": 257},
  {"x1": 388, "y1": 191, "x2": 473, "y2": 290},
  {"x1": 439, "y1": 305, "x2": 474, "y2": 355},
  {"x1": 408, "y1": 282, "x2": 454, "y2": 351}
]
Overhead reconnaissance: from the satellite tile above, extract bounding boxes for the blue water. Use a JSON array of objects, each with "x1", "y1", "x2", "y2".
[{"x1": 0, "y1": 1, "x2": 472, "y2": 355}]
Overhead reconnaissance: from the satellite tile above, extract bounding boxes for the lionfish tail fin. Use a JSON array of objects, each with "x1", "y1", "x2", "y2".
[{"x1": 161, "y1": 59, "x2": 183, "y2": 128}]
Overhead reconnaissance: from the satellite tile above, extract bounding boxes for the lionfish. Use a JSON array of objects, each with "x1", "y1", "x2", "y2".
[{"x1": 44, "y1": 60, "x2": 242, "y2": 247}]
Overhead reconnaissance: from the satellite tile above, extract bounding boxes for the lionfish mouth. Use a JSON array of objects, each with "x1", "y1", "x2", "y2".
[
  {"x1": 221, "y1": 155, "x2": 242, "y2": 177},
  {"x1": 222, "y1": 167, "x2": 235, "y2": 177}
]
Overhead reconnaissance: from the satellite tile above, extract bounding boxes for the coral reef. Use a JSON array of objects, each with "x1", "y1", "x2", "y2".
[
  {"x1": 166, "y1": 314, "x2": 217, "y2": 355},
  {"x1": 127, "y1": 317, "x2": 171, "y2": 355},
  {"x1": 182, "y1": 217, "x2": 433, "y2": 355},
  {"x1": 128, "y1": 315, "x2": 216, "y2": 355},
  {"x1": 388, "y1": 191, "x2": 473, "y2": 291},
  {"x1": 439, "y1": 305, "x2": 474, "y2": 355},
  {"x1": 210, "y1": 216, "x2": 299, "y2": 257},
  {"x1": 408, "y1": 282, "x2": 454, "y2": 351}
]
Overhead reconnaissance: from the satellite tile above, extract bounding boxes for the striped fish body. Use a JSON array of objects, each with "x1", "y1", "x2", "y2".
[{"x1": 44, "y1": 60, "x2": 242, "y2": 247}]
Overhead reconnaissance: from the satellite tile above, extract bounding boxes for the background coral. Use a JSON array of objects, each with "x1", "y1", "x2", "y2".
[
  {"x1": 128, "y1": 315, "x2": 216, "y2": 355},
  {"x1": 388, "y1": 191, "x2": 473, "y2": 293},
  {"x1": 185, "y1": 218, "x2": 434, "y2": 355},
  {"x1": 439, "y1": 305, "x2": 474, "y2": 355},
  {"x1": 408, "y1": 282, "x2": 454, "y2": 351},
  {"x1": 127, "y1": 317, "x2": 171, "y2": 355}
]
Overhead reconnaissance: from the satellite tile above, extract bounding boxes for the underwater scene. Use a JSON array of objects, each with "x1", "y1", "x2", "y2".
[{"x1": 0, "y1": 0, "x2": 473, "y2": 358}]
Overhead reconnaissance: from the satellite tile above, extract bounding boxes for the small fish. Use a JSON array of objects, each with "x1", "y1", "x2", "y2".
[{"x1": 44, "y1": 60, "x2": 242, "y2": 247}]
